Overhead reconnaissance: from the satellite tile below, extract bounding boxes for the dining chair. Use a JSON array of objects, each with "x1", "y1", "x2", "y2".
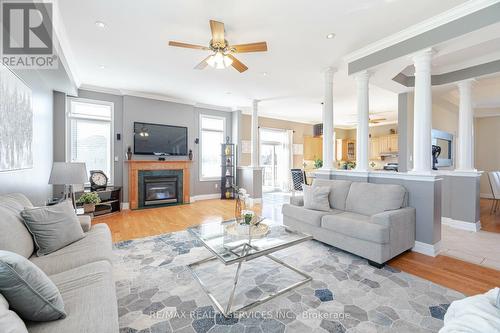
[
  {"x1": 488, "y1": 171, "x2": 500, "y2": 214},
  {"x1": 290, "y1": 169, "x2": 307, "y2": 195}
]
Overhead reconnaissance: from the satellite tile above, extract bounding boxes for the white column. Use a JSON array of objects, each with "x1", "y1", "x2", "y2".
[
  {"x1": 322, "y1": 67, "x2": 335, "y2": 170},
  {"x1": 456, "y1": 79, "x2": 476, "y2": 171},
  {"x1": 250, "y1": 99, "x2": 260, "y2": 167},
  {"x1": 411, "y1": 49, "x2": 433, "y2": 173},
  {"x1": 355, "y1": 71, "x2": 370, "y2": 172}
]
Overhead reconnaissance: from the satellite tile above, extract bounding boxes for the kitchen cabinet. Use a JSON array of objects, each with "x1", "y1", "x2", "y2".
[
  {"x1": 336, "y1": 139, "x2": 356, "y2": 161},
  {"x1": 389, "y1": 134, "x2": 398, "y2": 152},
  {"x1": 303, "y1": 136, "x2": 322, "y2": 160},
  {"x1": 369, "y1": 134, "x2": 398, "y2": 159},
  {"x1": 369, "y1": 137, "x2": 380, "y2": 159}
]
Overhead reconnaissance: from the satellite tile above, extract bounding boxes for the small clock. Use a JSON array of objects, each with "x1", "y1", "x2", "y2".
[{"x1": 89, "y1": 170, "x2": 108, "y2": 191}]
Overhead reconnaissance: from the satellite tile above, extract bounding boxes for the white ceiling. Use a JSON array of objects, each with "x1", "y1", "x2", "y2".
[{"x1": 57, "y1": 0, "x2": 468, "y2": 125}]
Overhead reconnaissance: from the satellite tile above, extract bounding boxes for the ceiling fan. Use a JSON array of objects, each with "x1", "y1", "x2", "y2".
[
  {"x1": 168, "y1": 20, "x2": 268, "y2": 73},
  {"x1": 345, "y1": 112, "x2": 387, "y2": 125}
]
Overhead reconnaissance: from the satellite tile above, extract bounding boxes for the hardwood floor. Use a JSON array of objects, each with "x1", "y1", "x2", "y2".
[
  {"x1": 94, "y1": 197, "x2": 500, "y2": 297},
  {"x1": 480, "y1": 198, "x2": 500, "y2": 233}
]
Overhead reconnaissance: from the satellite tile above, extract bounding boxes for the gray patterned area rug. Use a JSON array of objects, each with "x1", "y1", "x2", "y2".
[{"x1": 114, "y1": 231, "x2": 464, "y2": 333}]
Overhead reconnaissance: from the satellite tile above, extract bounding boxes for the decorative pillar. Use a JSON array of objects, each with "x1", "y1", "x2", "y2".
[
  {"x1": 456, "y1": 79, "x2": 476, "y2": 171},
  {"x1": 412, "y1": 49, "x2": 433, "y2": 173},
  {"x1": 250, "y1": 99, "x2": 260, "y2": 167},
  {"x1": 355, "y1": 71, "x2": 369, "y2": 172},
  {"x1": 322, "y1": 67, "x2": 335, "y2": 169}
]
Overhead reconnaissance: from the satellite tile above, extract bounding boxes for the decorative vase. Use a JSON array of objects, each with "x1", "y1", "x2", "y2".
[
  {"x1": 126, "y1": 147, "x2": 132, "y2": 160},
  {"x1": 225, "y1": 190, "x2": 231, "y2": 199},
  {"x1": 83, "y1": 203, "x2": 95, "y2": 213},
  {"x1": 225, "y1": 145, "x2": 231, "y2": 156},
  {"x1": 235, "y1": 192, "x2": 245, "y2": 217},
  {"x1": 188, "y1": 149, "x2": 193, "y2": 160}
]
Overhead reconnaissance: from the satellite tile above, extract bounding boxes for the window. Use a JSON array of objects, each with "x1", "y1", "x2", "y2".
[
  {"x1": 200, "y1": 115, "x2": 225, "y2": 181},
  {"x1": 67, "y1": 98, "x2": 114, "y2": 184}
]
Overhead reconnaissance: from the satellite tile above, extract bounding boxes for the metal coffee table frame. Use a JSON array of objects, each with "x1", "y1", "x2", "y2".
[{"x1": 187, "y1": 233, "x2": 313, "y2": 318}]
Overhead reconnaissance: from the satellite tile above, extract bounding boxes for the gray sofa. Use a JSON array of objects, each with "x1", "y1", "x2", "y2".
[
  {"x1": 282, "y1": 179, "x2": 416, "y2": 267},
  {"x1": 0, "y1": 193, "x2": 118, "y2": 333}
]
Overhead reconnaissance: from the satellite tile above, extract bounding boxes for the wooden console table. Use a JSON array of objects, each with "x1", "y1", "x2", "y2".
[{"x1": 127, "y1": 160, "x2": 192, "y2": 209}]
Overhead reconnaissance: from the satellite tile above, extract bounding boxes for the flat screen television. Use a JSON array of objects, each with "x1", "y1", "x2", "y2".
[{"x1": 133, "y1": 122, "x2": 188, "y2": 156}]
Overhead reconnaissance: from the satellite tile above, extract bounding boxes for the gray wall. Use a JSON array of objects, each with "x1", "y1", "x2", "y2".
[
  {"x1": 441, "y1": 174, "x2": 481, "y2": 224},
  {"x1": 1, "y1": 67, "x2": 74, "y2": 205},
  {"x1": 53, "y1": 90, "x2": 234, "y2": 202}
]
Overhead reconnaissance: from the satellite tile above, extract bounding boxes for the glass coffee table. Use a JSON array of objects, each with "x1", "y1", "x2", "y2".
[{"x1": 187, "y1": 219, "x2": 312, "y2": 317}]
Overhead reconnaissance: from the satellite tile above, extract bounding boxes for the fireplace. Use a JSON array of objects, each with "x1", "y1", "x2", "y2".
[
  {"x1": 144, "y1": 176, "x2": 178, "y2": 206},
  {"x1": 137, "y1": 168, "x2": 184, "y2": 208}
]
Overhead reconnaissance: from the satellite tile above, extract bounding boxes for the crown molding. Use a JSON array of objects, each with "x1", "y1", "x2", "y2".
[
  {"x1": 49, "y1": 0, "x2": 81, "y2": 88},
  {"x1": 78, "y1": 85, "x2": 234, "y2": 112},
  {"x1": 343, "y1": 0, "x2": 499, "y2": 64}
]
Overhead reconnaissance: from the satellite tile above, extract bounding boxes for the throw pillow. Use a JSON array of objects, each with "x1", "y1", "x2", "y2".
[
  {"x1": 0, "y1": 250, "x2": 66, "y2": 321},
  {"x1": 302, "y1": 184, "x2": 331, "y2": 211},
  {"x1": 21, "y1": 200, "x2": 85, "y2": 256},
  {"x1": 0, "y1": 293, "x2": 28, "y2": 333}
]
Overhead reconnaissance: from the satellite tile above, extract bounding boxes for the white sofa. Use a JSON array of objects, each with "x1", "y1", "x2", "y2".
[
  {"x1": 282, "y1": 179, "x2": 416, "y2": 267},
  {"x1": 0, "y1": 193, "x2": 118, "y2": 333}
]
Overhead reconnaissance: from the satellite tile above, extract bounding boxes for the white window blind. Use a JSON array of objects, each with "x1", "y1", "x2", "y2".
[
  {"x1": 67, "y1": 99, "x2": 113, "y2": 183},
  {"x1": 200, "y1": 115, "x2": 225, "y2": 180}
]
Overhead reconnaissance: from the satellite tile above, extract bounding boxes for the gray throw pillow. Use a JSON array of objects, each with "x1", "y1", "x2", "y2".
[
  {"x1": 21, "y1": 200, "x2": 85, "y2": 256},
  {"x1": 0, "y1": 251, "x2": 66, "y2": 321},
  {"x1": 0, "y1": 293, "x2": 28, "y2": 333},
  {"x1": 302, "y1": 184, "x2": 331, "y2": 211}
]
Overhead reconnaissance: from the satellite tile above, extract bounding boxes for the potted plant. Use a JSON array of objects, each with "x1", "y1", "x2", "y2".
[
  {"x1": 77, "y1": 192, "x2": 101, "y2": 213},
  {"x1": 314, "y1": 158, "x2": 323, "y2": 169}
]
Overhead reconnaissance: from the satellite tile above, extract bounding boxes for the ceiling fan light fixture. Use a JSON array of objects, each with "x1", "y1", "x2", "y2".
[
  {"x1": 223, "y1": 55, "x2": 233, "y2": 67},
  {"x1": 206, "y1": 54, "x2": 216, "y2": 67}
]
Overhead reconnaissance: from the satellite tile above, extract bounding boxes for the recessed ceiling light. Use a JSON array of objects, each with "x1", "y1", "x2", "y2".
[
  {"x1": 262, "y1": 72, "x2": 268, "y2": 77},
  {"x1": 95, "y1": 21, "x2": 106, "y2": 29},
  {"x1": 326, "y1": 33, "x2": 335, "y2": 39},
  {"x1": 99, "y1": 65, "x2": 106, "y2": 69}
]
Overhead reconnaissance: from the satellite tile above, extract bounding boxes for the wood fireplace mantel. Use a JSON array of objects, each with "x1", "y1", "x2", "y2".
[{"x1": 127, "y1": 160, "x2": 192, "y2": 209}]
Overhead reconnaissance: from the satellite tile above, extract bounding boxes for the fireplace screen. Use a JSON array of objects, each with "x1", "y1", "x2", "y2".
[{"x1": 143, "y1": 176, "x2": 178, "y2": 205}]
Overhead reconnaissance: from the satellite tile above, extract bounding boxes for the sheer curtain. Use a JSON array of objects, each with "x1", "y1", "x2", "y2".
[{"x1": 277, "y1": 129, "x2": 294, "y2": 192}]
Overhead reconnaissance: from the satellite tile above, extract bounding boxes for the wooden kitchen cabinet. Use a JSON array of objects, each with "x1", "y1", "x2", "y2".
[
  {"x1": 388, "y1": 134, "x2": 398, "y2": 152},
  {"x1": 303, "y1": 136, "x2": 322, "y2": 160},
  {"x1": 369, "y1": 134, "x2": 398, "y2": 159},
  {"x1": 336, "y1": 139, "x2": 356, "y2": 161},
  {"x1": 369, "y1": 137, "x2": 380, "y2": 159}
]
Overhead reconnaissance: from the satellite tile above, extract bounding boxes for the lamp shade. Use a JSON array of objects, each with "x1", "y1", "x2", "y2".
[{"x1": 48, "y1": 162, "x2": 88, "y2": 185}]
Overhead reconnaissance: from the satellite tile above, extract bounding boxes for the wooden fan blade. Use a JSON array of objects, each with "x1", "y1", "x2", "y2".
[
  {"x1": 227, "y1": 54, "x2": 248, "y2": 73},
  {"x1": 230, "y1": 42, "x2": 268, "y2": 53},
  {"x1": 194, "y1": 55, "x2": 211, "y2": 70},
  {"x1": 209, "y1": 20, "x2": 225, "y2": 44},
  {"x1": 168, "y1": 41, "x2": 209, "y2": 50}
]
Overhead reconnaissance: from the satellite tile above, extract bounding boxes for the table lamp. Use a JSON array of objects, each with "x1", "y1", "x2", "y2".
[{"x1": 48, "y1": 162, "x2": 88, "y2": 207}]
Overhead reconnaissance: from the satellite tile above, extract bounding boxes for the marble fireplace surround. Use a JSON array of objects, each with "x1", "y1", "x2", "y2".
[{"x1": 127, "y1": 160, "x2": 191, "y2": 209}]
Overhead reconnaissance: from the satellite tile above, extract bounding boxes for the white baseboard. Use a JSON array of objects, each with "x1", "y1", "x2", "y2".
[
  {"x1": 480, "y1": 193, "x2": 494, "y2": 199},
  {"x1": 442, "y1": 217, "x2": 481, "y2": 232},
  {"x1": 121, "y1": 202, "x2": 130, "y2": 210},
  {"x1": 190, "y1": 193, "x2": 220, "y2": 202},
  {"x1": 412, "y1": 241, "x2": 442, "y2": 257}
]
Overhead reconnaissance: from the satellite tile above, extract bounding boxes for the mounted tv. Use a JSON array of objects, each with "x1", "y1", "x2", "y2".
[{"x1": 133, "y1": 122, "x2": 188, "y2": 156}]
